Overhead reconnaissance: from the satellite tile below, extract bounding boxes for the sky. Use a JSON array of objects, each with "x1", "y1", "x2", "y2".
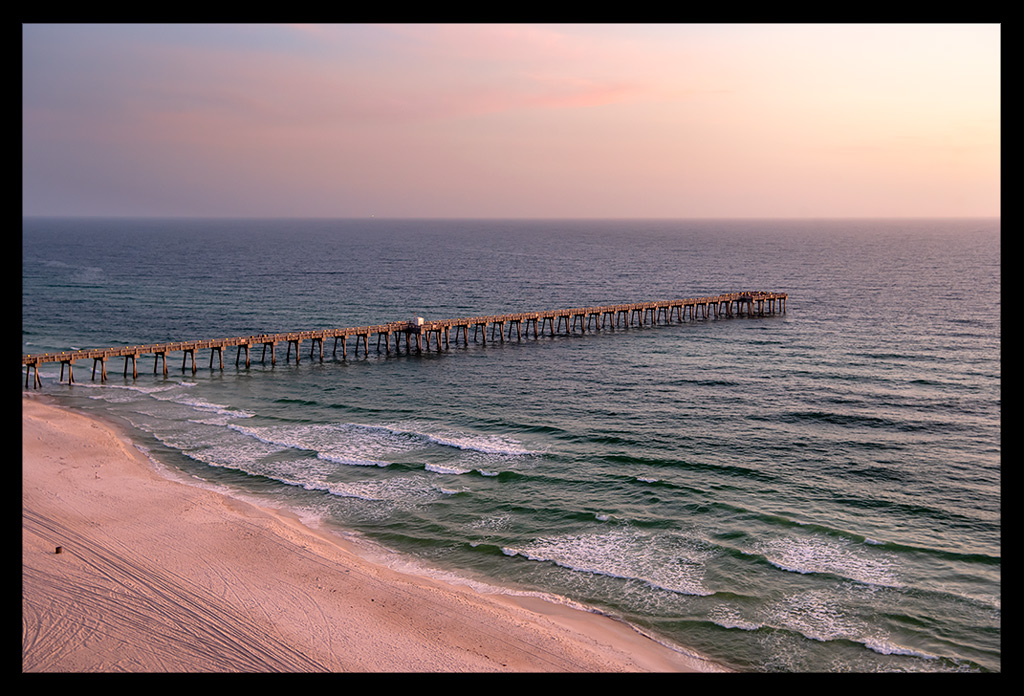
[{"x1": 22, "y1": 23, "x2": 1001, "y2": 219}]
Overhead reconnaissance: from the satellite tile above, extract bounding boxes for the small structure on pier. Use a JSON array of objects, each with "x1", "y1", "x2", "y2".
[{"x1": 23, "y1": 291, "x2": 786, "y2": 388}]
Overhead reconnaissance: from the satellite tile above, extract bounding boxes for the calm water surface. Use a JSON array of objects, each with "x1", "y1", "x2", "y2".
[{"x1": 22, "y1": 217, "x2": 1000, "y2": 672}]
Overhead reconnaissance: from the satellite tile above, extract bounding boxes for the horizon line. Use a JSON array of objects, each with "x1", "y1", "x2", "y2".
[{"x1": 22, "y1": 214, "x2": 1002, "y2": 221}]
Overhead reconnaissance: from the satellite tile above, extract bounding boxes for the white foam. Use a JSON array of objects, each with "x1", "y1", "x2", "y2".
[
  {"x1": 425, "y1": 462, "x2": 473, "y2": 475},
  {"x1": 87, "y1": 389, "x2": 141, "y2": 403},
  {"x1": 708, "y1": 605, "x2": 762, "y2": 632},
  {"x1": 862, "y1": 638, "x2": 938, "y2": 660},
  {"x1": 324, "y1": 476, "x2": 446, "y2": 504},
  {"x1": 377, "y1": 420, "x2": 540, "y2": 457},
  {"x1": 504, "y1": 527, "x2": 714, "y2": 596},
  {"x1": 224, "y1": 420, "x2": 540, "y2": 475},
  {"x1": 108, "y1": 382, "x2": 184, "y2": 395},
  {"x1": 176, "y1": 438, "x2": 287, "y2": 471},
  {"x1": 763, "y1": 588, "x2": 861, "y2": 643},
  {"x1": 228, "y1": 422, "x2": 419, "y2": 467},
  {"x1": 316, "y1": 453, "x2": 390, "y2": 467},
  {"x1": 173, "y1": 394, "x2": 253, "y2": 419},
  {"x1": 758, "y1": 534, "x2": 900, "y2": 587},
  {"x1": 421, "y1": 431, "x2": 536, "y2": 456},
  {"x1": 761, "y1": 587, "x2": 940, "y2": 664},
  {"x1": 469, "y1": 514, "x2": 512, "y2": 531}
]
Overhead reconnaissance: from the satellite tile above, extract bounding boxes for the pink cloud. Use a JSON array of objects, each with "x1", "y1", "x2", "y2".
[
  {"x1": 23, "y1": 24, "x2": 1000, "y2": 218},
  {"x1": 268, "y1": 24, "x2": 659, "y2": 120}
]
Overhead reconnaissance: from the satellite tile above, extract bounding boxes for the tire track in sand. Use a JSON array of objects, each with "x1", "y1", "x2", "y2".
[{"x1": 23, "y1": 506, "x2": 331, "y2": 672}]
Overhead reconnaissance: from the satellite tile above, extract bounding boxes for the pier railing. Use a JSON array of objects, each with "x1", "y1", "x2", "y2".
[{"x1": 22, "y1": 291, "x2": 786, "y2": 388}]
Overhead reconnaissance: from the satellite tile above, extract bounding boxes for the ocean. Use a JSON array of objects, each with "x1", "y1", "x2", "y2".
[{"x1": 21, "y1": 217, "x2": 1000, "y2": 672}]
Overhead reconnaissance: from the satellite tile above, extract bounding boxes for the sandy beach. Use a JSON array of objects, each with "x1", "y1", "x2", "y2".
[{"x1": 22, "y1": 395, "x2": 718, "y2": 673}]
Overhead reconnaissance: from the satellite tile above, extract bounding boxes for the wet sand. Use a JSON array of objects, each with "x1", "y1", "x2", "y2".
[{"x1": 22, "y1": 396, "x2": 720, "y2": 672}]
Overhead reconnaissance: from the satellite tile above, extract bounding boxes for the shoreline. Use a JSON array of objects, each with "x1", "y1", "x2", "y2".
[{"x1": 22, "y1": 394, "x2": 723, "y2": 672}]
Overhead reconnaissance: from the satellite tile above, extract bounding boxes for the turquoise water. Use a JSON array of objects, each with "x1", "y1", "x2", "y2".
[{"x1": 22, "y1": 217, "x2": 1000, "y2": 672}]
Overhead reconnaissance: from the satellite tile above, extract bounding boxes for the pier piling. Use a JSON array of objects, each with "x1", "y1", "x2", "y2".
[{"x1": 23, "y1": 292, "x2": 786, "y2": 387}]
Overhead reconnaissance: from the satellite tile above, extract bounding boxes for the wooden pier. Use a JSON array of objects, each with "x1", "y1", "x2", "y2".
[{"x1": 22, "y1": 291, "x2": 786, "y2": 388}]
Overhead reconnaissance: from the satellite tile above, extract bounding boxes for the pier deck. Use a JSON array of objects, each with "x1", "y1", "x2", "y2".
[{"x1": 22, "y1": 291, "x2": 786, "y2": 388}]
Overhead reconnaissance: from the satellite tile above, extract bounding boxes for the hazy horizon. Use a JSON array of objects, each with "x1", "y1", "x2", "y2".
[
  {"x1": 20, "y1": 213, "x2": 1002, "y2": 221},
  {"x1": 23, "y1": 24, "x2": 1000, "y2": 220}
]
